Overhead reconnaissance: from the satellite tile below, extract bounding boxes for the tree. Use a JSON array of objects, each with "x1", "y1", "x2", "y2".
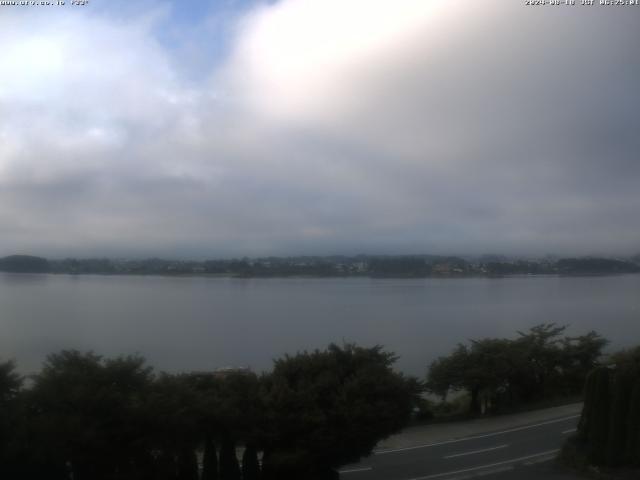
[
  {"x1": 201, "y1": 436, "x2": 219, "y2": 480},
  {"x1": 28, "y1": 351, "x2": 154, "y2": 480},
  {"x1": 427, "y1": 341, "x2": 515, "y2": 414},
  {"x1": 578, "y1": 367, "x2": 611, "y2": 465},
  {"x1": 219, "y1": 437, "x2": 241, "y2": 480},
  {"x1": 426, "y1": 345, "x2": 469, "y2": 402},
  {"x1": 626, "y1": 383, "x2": 640, "y2": 466},
  {"x1": 242, "y1": 444, "x2": 261, "y2": 480},
  {"x1": 0, "y1": 360, "x2": 23, "y2": 479},
  {"x1": 465, "y1": 338, "x2": 524, "y2": 413},
  {"x1": 0, "y1": 360, "x2": 21, "y2": 402},
  {"x1": 560, "y1": 331, "x2": 608, "y2": 394},
  {"x1": 177, "y1": 447, "x2": 199, "y2": 480},
  {"x1": 260, "y1": 344, "x2": 421, "y2": 479},
  {"x1": 0, "y1": 255, "x2": 50, "y2": 273},
  {"x1": 611, "y1": 347, "x2": 640, "y2": 466},
  {"x1": 0, "y1": 343, "x2": 427, "y2": 479},
  {"x1": 215, "y1": 371, "x2": 264, "y2": 446},
  {"x1": 606, "y1": 370, "x2": 635, "y2": 466},
  {"x1": 515, "y1": 323, "x2": 567, "y2": 399},
  {"x1": 572, "y1": 347, "x2": 640, "y2": 468},
  {"x1": 144, "y1": 373, "x2": 202, "y2": 479},
  {"x1": 578, "y1": 365, "x2": 598, "y2": 442},
  {"x1": 427, "y1": 325, "x2": 608, "y2": 415},
  {"x1": 611, "y1": 346, "x2": 640, "y2": 377}
]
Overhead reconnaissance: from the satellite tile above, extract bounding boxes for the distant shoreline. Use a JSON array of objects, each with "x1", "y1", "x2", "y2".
[
  {"x1": 1, "y1": 254, "x2": 639, "y2": 278},
  {"x1": 1, "y1": 271, "x2": 639, "y2": 280}
]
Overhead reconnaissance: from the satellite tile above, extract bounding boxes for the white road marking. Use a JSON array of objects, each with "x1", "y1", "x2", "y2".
[
  {"x1": 375, "y1": 415, "x2": 580, "y2": 455},
  {"x1": 444, "y1": 444, "x2": 508, "y2": 459},
  {"x1": 435, "y1": 465, "x2": 514, "y2": 480},
  {"x1": 476, "y1": 466, "x2": 514, "y2": 477},
  {"x1": 339, "y1": 466, "x2": 373, "y2": 474},
  {"x1": 562, "y1": 428, "x2": 577, "y2": 435},
  {"x1": 407, "y1": 449, "x2": 560, "y2": 480},
  {"x1": 523, "y1": 455, "x2": 557, "y2": 466}
]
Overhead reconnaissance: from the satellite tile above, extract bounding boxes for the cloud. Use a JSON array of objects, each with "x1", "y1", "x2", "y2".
[
  {"x1": 219, "y1": 0, "x2": 640, "y2": 254},
  {"x1": 0, "y1": 1, "x2": 638, "y2": 257}
]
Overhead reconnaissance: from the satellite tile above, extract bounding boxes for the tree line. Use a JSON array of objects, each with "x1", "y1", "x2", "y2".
[
  {"x1": 0, "y1": 325, "x2": 627, "y2": 479},
  {"x1": 426, "y1": 324, "x2": 608, "y2": 414},
  {"x1": 2, "y1": 254, "x2": 639, "y2": 277},
  {"x1": 0, "y1": 344, "x2": 421, "y2": 480}
]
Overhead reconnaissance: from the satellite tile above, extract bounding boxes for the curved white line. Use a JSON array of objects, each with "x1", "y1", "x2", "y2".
[
  {"x1": 444, "y1": 444, "x2": 508, "y2": 459},
  {"x1": 409, "y1": 449, "x2": 560, "y2": 480},
  {"x1": 375, "y1": 415, "x2": 579, "y2": 455},
  {"x1": 339, "y1": 466, "x2": 373, "y2": 474}
]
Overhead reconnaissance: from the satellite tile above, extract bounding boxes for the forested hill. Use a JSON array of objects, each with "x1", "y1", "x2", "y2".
[
  {"x1": 556, "y1": 257, "x2": 640, "y2": 275},
  {"x1": 0, "y1": 255, "x2": 50, "y2": 273}
]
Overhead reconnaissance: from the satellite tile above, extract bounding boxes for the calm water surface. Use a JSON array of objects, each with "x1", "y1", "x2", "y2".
[{"x1": 1, "y1": 274, "x2": 639, "y2": 376}]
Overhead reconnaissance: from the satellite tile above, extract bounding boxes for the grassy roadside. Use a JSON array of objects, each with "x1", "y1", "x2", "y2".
[{"x1": 410, "y1": 394, "x2": 583, "y2": 427}]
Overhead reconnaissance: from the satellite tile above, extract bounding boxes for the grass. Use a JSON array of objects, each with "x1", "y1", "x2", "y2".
[{"x1": 409, "y1": 393, "x2": 583, "y2": 427}]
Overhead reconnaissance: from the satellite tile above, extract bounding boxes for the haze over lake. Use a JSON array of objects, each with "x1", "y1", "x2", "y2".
[{"x1": 2, "y1": 273, "x2": 639, "y2": 376}]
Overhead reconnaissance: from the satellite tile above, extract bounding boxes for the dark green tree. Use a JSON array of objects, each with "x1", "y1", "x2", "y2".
[
  {"x1": 242, "y1": 444, "x2": 261, "y2": 480},
  {"x1": 145, "y1": 373, "x2": 202, "y2": 479},
  {"x1": 583, "y1": 367, "x2": 611, "y2": 465},
  {"x1": 219, "y1": 437, "x2": 241, "y2": 480},
  {"x1": 578, "y1": 366, "x2": 598, "y2": 441},
  {"x1": 465, "y1": 338, "x2": 523, "y2": 413},
  {"x1": 426, "y1": 345, "x2": 469, "y2": 402},
  {"x1": 215, "y1": 371, "x2": 264, "y2": 445},
  {"x1": 260, "y1": 343, "x2": 421, "y2": 479},
  {"x1": 428, "y1": 324, "x2": 607, "y2": 415},
  {"x1": 0, "y1": 360, "x2": 22, "y2": 401},
  {"x1": 202, "y1": 436, "x2": 219, "y2": 480},
  {"x1": 606, "y1": 371, "x2": 635, "y2": 466},
  {"x1": 428, "y1": 335, "x2": 536, "y2": 413},
  {"x1": 515, "y1": 323, "x2": 567, "y2": 399},
  {"x1": 27, "y1": 351, "x2": 154, "y2": 480},
  {"x1": 560, "y1": 331, "x2": 609, "y2": 394},
  {"x1": 572, "y1": 347, "x2": 640, "y2": 468},
  {"x1": 0, "y1": 360, "x2": 24, "y2": 479},
  {"x1": 177, "y1": 447, "x2": 199, "y2": 480},
  {"x1": 626, "y1": 383, "x2": 640, "y2": 466},
  {"x1": 612, "y1": 347, "x2": 640, "y2": 466}
]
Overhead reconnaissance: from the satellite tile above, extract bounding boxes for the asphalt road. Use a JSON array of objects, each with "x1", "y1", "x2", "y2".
[{"x1": 339, "y1": 413, "x2": 581, "y2": 480}]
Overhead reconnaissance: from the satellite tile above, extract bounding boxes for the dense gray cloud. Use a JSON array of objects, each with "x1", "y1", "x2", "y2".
[{"x1": 0, "y1": 1, "x2": 638, "y2": 258}]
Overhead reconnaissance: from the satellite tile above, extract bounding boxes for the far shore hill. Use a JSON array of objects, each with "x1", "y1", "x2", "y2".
[{"x1": 1, "y1": 254, "x2": 639, "y2": 278}]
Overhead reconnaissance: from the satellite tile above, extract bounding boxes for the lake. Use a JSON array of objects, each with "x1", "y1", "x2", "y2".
[{"x1": 1, "y1": 273, "x2": 639, "y2": 376}]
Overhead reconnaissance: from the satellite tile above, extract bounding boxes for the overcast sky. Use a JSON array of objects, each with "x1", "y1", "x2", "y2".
[{"x1": 1, "y1": 0, "x2": 639, "y2": 259}]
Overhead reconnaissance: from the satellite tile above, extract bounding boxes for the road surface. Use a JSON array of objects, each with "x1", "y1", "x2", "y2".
[{"x1": 339, "y1": 404, "x2": 583, "y2": 480}]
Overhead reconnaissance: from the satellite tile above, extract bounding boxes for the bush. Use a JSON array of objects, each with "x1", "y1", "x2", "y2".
[{"x1": 560, "y1": 434, "x2": 590, "y2": 472}]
